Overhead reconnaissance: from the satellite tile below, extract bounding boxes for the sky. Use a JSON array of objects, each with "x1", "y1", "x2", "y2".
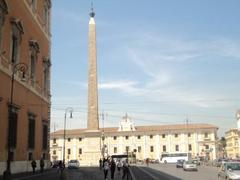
[{"x1": 51, "y1": 0, "x2": 240, "y2": 136}]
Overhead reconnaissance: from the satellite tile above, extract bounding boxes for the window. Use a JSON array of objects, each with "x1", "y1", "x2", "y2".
[
  {"x1": 79, "y1": 148, "x2": 82, "y2": 154},
  {"x1": 28, "y1": 152, "x2": 33, "y2": 160},
  {"x1": 53, "y1": 150, "x2": 56, "y2": 155},
  {"x1": 0, "y1": 0, "x2": 8, "y2": 51},
  {"x1": 43, "y1": 57, "x2": 50, "y2": 93},
  {"x1": 53, "y1": 138, "x2": 56, "y2": 143},
  {"x1": 28, "y1": 113, "x2": 36, "y2": 149},
  {"x1": 42, "y1": 123, "x2": 48, "y2": 150},
  {"x1": 126, "y1": 146, "x2": 129, "y2": 152},
  {"x1": 175, "y1": 134, "x2": 178, "y2": 138},
  {"x1": 189, "y1": 144, "x2": 192, "y2": 151},
  {"x1": 175, "y1": 145, "x2": 179, "y2": 151},
  {"x1": 114, "y1": 147, "x2": 117, "y2": 153},
  {"x1": 150, "y1": 135, "x2": 153, "y2": 139},
  {"x1": 162, "y1": 134, "x2": 165, "y2": 138},
  {"x1": 42, "y1": 153, "x2": 46, "y2": 160},
  {"x1": 43, "y1": 0, "x2": 51, "y2": 31},
  {"x1": 137, "y1": 135, "x2": 141, "y2": 139},
  {"x1": 10, "y1": 18, "x2": 24, "y2": 64},
  {"x1": 163, "y1": 145, "x2": 166, "y2": 152},
  {"x1": 31, "y1": 0, "x2": 37, "y2": 11},
  {"x1": 79, "y1": 137, "x2": 82, "y2": 141},
  {"x1": 68, "y1": 148, "x2": 71, "y2": 155},
  {"x1": 204, "y1": 132, "x2": 208, "y2": 138},
  {"x1": 205, "y1": 145, "x2": 209, "y2": 149},
  {"x1": 138, "y1": 146, "x2": 141, "y2": 153},
  {"x1": 8, "y1": 105, "x2": 18, "y2": 148},
  {"x1": 11, "y1": 35, "x2": 18, "y2": 63},
  {"x1": 125, "y1": 136, "x2": 129, "y2": 140},
  {"x1": 113, "y1": 136, "x2": 117, "y2": 140},
  {"x1": 68, "y1": 138, "x2": 71, "y2": 142},
  {"x1": 29, "y1": 40, "x2": 39, "y2": 82},
  {"x1": 188, "y1": 133, "x2": 191, "y2": 137},
  {"x1": 150, "y1": 146, "x2": 154, "y2": 152}
]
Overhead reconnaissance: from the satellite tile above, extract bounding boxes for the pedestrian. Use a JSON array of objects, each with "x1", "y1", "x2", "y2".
[
  {"x1": 116, "y1": 160, "x2": 122, "y2": 175},
  {"x1": 146, "y1": 158, "x2": 149, "y2": 167},
  {"x1": 40, "y1": 157, "x2": 45, "y2": 173},
  {"x1": 122, "y1": 161, "x2": 129, "y2": 180},
  {"x1": 31, "y1": 159, "x2": 37, "y2": 173},
  {"x1": 110, "y1": 159, "x2": 116, "y2": 180},
  {"x1": 99, "y1": 158, "x2": 103, "y2": 170},
  {"x1": 103, "y1": 158, "x2": 109, "y2": 180}
]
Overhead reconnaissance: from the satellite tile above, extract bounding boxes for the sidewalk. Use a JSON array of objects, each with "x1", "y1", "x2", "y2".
[
  {"x1": 0, "y1": 169, "x2": 54, "y2": 180},
  {"x1": 0, "y1": 167, "x2": 134, "y2": 180}
]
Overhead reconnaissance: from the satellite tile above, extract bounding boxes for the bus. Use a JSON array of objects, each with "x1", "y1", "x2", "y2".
[{"x1": 160, "y1": 152, "x2": 191, "y2": 163}]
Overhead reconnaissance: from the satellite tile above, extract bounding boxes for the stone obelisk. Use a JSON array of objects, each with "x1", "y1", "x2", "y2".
[{"x1": 87, "y1": 7, "x2": 99, "y2": 131}]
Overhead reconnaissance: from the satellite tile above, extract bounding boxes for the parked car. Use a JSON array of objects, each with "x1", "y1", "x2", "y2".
[
  {"x1": 218, "y1": 162, "x2": 240, "y2": 180},
  {"x1": 183, "y1": 160, "x2": 198, "y2": 171},
  {"x1": 176, "y1": 159, "x2": 185, "y2": 168},
  {"x1": 67, "y1": 160, "x2": 80, "y2": 169},
  {"x1": 213, "y1": 159, "x2": 228, "y2": 167}
]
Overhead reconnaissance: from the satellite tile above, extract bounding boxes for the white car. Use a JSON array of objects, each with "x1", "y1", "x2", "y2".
[
  {"x1": 183, "y1": 160, "x2": 198, "y2": 171},
  {"x1": 218, "y1": 162, "x2": 240, "y2": 180},
  {"x1": 67, "y1": 160, "x2": 80, "y2": 169}
]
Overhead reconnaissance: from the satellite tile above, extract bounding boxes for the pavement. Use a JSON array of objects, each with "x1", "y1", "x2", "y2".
[{"x1": 0, "y1": 167, "x2": 133, "y2": 180}]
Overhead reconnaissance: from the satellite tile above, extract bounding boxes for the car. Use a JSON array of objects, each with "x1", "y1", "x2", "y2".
[
  {"x1": 192, "y1": 159, "x2": 200, "y2": 166},
  {"x1": 218, "y1": 162, "x2": 240, "y2": 180},
  {"x1": 67, "y1": 160, "x2": 80, "y2": 169},
  {"x1": 214, "y1": 159, "x2": 228, "y2": 167},
  {"x1": 52, "y1": 160, "x2": 60, "y2": 168},
  {"x1": 183, "y1": 160, "x2": 198, "y2": 171},
  {"x1": 176, "y1": 159, "x2": 185, "y2": 168}
]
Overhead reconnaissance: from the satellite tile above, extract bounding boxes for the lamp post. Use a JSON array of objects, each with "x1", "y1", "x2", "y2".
[
  {"x1": 63, "y1": 107, "x2": 73, "y2": 167},
  {"x1": 3, "y1": 63, "x2": 28, "y2": 180}
]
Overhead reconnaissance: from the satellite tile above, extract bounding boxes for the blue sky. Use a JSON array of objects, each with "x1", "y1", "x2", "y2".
[{"x1": 51, "y1": 0, "x2": 240, "y2": 136}]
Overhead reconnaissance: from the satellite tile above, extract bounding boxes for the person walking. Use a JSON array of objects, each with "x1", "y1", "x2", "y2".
[
  {"x1": 110, "y1": 159, "x2": 116, "y2": 180},
  {"x1": 117, "y1": 160, "x2": 122, "y2": 175},
  {"x1": 31, "y1": 159, "x2": 37, "y2": 173},
  {"x1": 40, "y1": 157, "x2": 45, "y2": 173},
  {"x1": 122, "y1": 161, "x2": 129, "y2": 180},
  {"x1": 103, "y1": 158, "x2": 109, "y2": 180},
  {"x1": 99, "y1": 158, "x2": 103, "y2": 170}
]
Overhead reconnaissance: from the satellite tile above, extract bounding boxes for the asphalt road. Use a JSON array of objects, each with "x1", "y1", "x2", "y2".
[{"x1": 132, "y1": 163, "x2": 219, "y2": 180}]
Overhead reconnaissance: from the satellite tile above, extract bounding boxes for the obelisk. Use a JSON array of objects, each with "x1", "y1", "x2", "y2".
[{"x1": 87, "y1": 6, "x2": 99, "y2": 131}]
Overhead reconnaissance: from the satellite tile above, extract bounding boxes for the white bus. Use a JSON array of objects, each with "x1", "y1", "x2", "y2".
[{"x1": 160, "y1": 152, "x2": 191, "y2": 163}]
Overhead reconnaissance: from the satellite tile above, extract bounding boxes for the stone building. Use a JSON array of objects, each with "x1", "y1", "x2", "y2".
[
  {"x1": 50, "y1": 114, "x2": 218, "y2": 165},
  {"x1": 0, "y1": 0, "x2": 51, "y2": 175},
  {"x1": 225, "y1": 129, "x2": 240, "y2": 158},
  {"x1": 224, "y1": 111, "x2": 240, "y2": 159}
]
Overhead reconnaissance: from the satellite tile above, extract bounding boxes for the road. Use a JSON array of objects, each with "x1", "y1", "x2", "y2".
[
  {"x1": 0, "y1": 164, "x2": 218, "y2": 180},
  {"x1": 131, "y1": 163, "x2": 219, "y2": 180}
]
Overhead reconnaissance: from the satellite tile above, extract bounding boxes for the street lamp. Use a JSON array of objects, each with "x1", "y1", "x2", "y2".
[
  {"x1": 63, "y1": 107, "x2": 73, "y2": 167},
  {"x1": 3, "y1": 62, "x2": 28, "y2": 180}
]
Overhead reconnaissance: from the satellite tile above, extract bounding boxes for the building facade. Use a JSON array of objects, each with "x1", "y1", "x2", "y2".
[
  {"x1": 0, "y1": 0, "x2": 51, "y2": 175},
  {"x1": 225, "y1": 129, "x2": 240, "y2": 158},
  {"x1": 50, "y1": 115, "x2": 218, "y2": 165}
]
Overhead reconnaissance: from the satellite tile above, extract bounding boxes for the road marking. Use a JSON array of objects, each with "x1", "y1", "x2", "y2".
[{"x1": 137, "y1": 166, "x2": 159, "y2": 180}]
